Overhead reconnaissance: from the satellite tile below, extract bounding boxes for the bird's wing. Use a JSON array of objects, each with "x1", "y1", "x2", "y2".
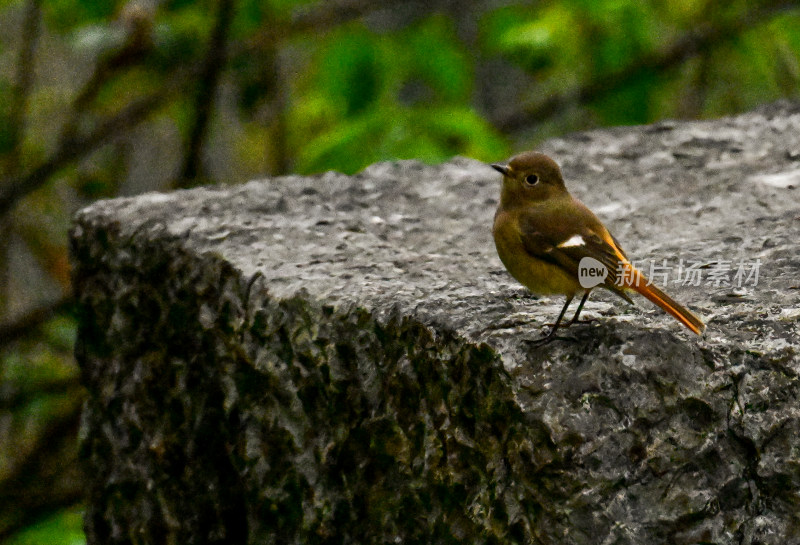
[
  {"x1": 609, "y1": 232, "x2": 629, "y2": 261},
  {"x1": 518, "y1": 212, "x2": 634, "y2": 303}
]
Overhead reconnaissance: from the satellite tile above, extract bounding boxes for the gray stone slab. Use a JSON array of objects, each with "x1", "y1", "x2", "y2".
[{"x1": 72, "y1": 101, "x2": 800, "y2": 544}]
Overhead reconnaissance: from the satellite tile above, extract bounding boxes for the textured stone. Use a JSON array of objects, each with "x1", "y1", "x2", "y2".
[{"x1": 72, "y1": 102, "x2": 800, "y2": 544}]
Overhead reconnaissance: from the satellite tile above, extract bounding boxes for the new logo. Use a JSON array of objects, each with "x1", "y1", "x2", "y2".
[{"x1": 578, "y1": 257, "x2": 608, "y2": 288}]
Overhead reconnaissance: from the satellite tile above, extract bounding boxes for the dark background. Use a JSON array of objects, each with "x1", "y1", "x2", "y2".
[{"x1": 1, "y1": 0, "x2": 799, "y2": 542}]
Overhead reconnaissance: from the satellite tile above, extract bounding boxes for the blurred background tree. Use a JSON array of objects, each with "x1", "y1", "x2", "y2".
[{"x1": 0, "y1": 0, "x2": 798, "y2": 541}]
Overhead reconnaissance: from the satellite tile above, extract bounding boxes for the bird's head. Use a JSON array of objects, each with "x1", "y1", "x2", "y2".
[{"x1": 491, "y1": 151, "x2": 568, "y2": 207}]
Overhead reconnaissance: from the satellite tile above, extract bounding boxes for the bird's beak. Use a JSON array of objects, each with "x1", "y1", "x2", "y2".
[{"x1": 491, "y1": 163, "x2": 509, "y2": 176}]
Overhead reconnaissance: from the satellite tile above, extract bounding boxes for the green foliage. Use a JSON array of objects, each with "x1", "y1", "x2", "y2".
[
  {"x1": 581, "y1": 2, "x2": 657, "y2": 74},
  {"x1": 594, "y1": 68, "x2": 660, "y2": 125},
  {"x1": 295, "y1": 104, "x2": 506, "y2": 174},
  {"x1": 5, "y1": 507, "x2": 85, "y2": 545},
  {"x1": 770, "y1": 14, "x2": 800, "y2": 96},
  {"x1": 290, "y1": 17, "x2": 508, "y2": 174},
  {"x1": 232, "y1": 0, "x2": 272, "y2": 36},
  {"x1": 42, "y1": 0, "x2": 123, "y2": 33},
  {"x1": 10, "y1": 0, "x2": 800, "y2": 180},
  {"x1": 232, "y1": 0, "x2": 317, "y2": 36},
  {"x1": 165, "y1": 0, "x2": 207, "y2": 11},
  {"x1": 483, "y1": 5, "x2": 574, "y2": 73},
  {"x1": 317, "y1": 27, "x2": 382, "y2": 116},
  {"x1": 155, "y1": 2, "x2": 216, "y2": 64},
  {"x1": 1, "y1": 322, "x2": 78, "y2": 389},
  {"x1": 482, "y1": 0, "x2": 800, "y2": 126},
  {"x1": 403, "y1": 16, "x2": 472, "y2": 103},
  {"x1": 42, "y1": 315, "x2": 78, "y2": 351}
]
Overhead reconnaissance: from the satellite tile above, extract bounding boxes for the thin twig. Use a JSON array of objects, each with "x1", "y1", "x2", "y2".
[
  {"x1": 60, "y1": 7, "x2": 154, "y2": 143},
  {"x1": 0, "y1": 294, "x2": 73, "y2": 347},
  {"x1": 0, "y1": 66, "x2": 199, "y2": 218},
  {"x1": 287, "y1": 0, "x2": 414, "y2": 35},
  {"x1": 5, "y1": 0, "x2": 41, "y2": 175},
  {"x1": 177, "y1": 0, "x2": 237, "y2": 187},
  {"x1": 1, "y1": 0, "x2": 42, "y2": 316},
  {"x1": 0, "y1": 377, "x2": 81, "y2": 411},
  {"x1": 238, "y1": 0, "x2": 412, "y2": 59},
  {"x1": 1, "y1": 0, "x2": 417, "y2": 212}
]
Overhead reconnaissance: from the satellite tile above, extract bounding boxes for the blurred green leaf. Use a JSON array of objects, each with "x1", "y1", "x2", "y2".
[
  {"x1": 1, "y1": 340, "x2": 78, "y2": 387},
  {"x1": 5, "y1": 506, "x2": 85, "y2": 545},
  {"x1": 481, "y1": 5, "x2": 531, "y2": 53},
  {"x1": 661, "y1": 0, "x2": 710, "y2": 23},
  {"x1": 317, "y1": 26, "x2": 382, "y2": 116},
  {"x1": 592, "y1": 68, "x2": 659, "y2": 125},
  {"x1": 772, "y1": 12, "x2": 800, "y2": 51},
  {"x1": 295, "y1": 110, "x2": 385, "y2": 173},
  {"x1": 42, "y1": 0, "x2": 122, "y2": 33},
  {"x1": 291, "y1": 13, "x2": 511, "y2": 174},
  {"x1": 223, "y1": 0, "x2": 317, "y2": 34},
  {"x1": 168, "y1": 95, "x2": 196, "y2": 140},
  {"x1": 770, "y1": 14, "x2": 800, "y2": 96},
  {"x1": 233, "y1": 1, "x2": 266, "y2": 36},
  {"x1": 587, "y1": 2, "x2": 657, "y2": 73},
  {"x1": 230, "y1": 48, "x2": 276, "y2": 115},
  {"x1": 404, "y1": 16, "x2": 471, "y2": 102},
  {"x1": 723, "y1": 25, "x2": 784, "y2": 107},
  {"x1": 41, "y1": 315, "x2": 78, "y2": 351},
  {"x1": 483, "y1": 4, "x2": 580, "y2": 73},
  {"x1": 149, "y1": 2, "x2": 216, "y2": 67},
  {"x1": 265, "y1": 0, "x2": 316, "y2": 16},
  {"x1": 164, "y1": 0, "x2": 200, "y2": 10},
  {"x1": 296, "y1": 104, "x2": 508, "y2": 174}
]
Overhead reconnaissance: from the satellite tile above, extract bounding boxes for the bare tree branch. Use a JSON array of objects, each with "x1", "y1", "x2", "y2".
[
  {"x1": 60, "y1": 5, "x2": 155, "y2": 143},
  {"x1": 1, "y1": 0, "x2": 42, "y2": 317},
  {"x1": 254, "y1": 10, "x2": 291, "y2": 175},
  {"x1": 287, "y1": 0, "x2": 415, "y2": 34},
  {"x1": 177, "y1": 0, "x2": 237, "y2": 187},
  {"x1": 0, "y1": 0, "x2": 414, "y2": 213},
  {"x1": 5, "y1": 0, "x2": 41, "y2": 175},
  {"x1": 0, "y1": 66, "x2": 199, "y2": 219},
  {"x1": 0, "y1": 295, "x2": 73, "y2": 348},
  {"x1": 0, "y1": 377, "x2": 81, "y2": 411}
]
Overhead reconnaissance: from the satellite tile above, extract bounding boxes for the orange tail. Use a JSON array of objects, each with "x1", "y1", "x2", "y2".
[{"x1": 628, "y1": 270, "x2": 706, "y2": 335}]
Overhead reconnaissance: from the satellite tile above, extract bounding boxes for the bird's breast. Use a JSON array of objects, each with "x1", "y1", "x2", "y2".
[{"x1": 492, "y1": 210, "x2": 580, "y2": 296}]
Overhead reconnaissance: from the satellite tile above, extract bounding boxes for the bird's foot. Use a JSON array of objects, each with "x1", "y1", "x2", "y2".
[
  {"x1": 524, "y1": 334, "x2": 577, "y2": 346},
  {"x1": 524, "y1": 324, "x2": 578, "y2": 346},
  {"x1": 564, "y1": 317, "x2": 596, "y2": 327}
]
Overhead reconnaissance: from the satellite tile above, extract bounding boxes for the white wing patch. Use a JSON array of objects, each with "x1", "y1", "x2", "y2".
[{"x1": 558, "y1": 235, "x2": 585, "y2": 248}]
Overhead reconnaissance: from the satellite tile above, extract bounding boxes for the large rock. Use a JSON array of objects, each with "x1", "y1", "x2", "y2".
[{"x1": 71, "y1": 102, "x2": 800, "y2": 544}]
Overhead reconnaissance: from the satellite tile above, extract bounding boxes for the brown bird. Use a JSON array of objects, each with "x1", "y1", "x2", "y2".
[{"x1": 491, "y1": 151, "x2": 705, "y2": 343}]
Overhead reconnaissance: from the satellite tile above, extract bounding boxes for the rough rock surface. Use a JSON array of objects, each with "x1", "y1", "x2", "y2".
[{"x1": 72, "y1": 102, "x2": 800, "y2": 545}]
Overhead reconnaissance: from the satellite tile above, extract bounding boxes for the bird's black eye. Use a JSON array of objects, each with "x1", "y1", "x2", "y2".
[{"x1": 524, "y1": 174, "x2": 539, "y2": 186}]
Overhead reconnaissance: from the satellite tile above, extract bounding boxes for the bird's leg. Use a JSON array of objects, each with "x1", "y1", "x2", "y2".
[
  {"x1": 564, "y1": 290, "x2": 594, "y2": 327},
  {"x1": 529, "y1": 295, "x2": 574, "y2": 345}
]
